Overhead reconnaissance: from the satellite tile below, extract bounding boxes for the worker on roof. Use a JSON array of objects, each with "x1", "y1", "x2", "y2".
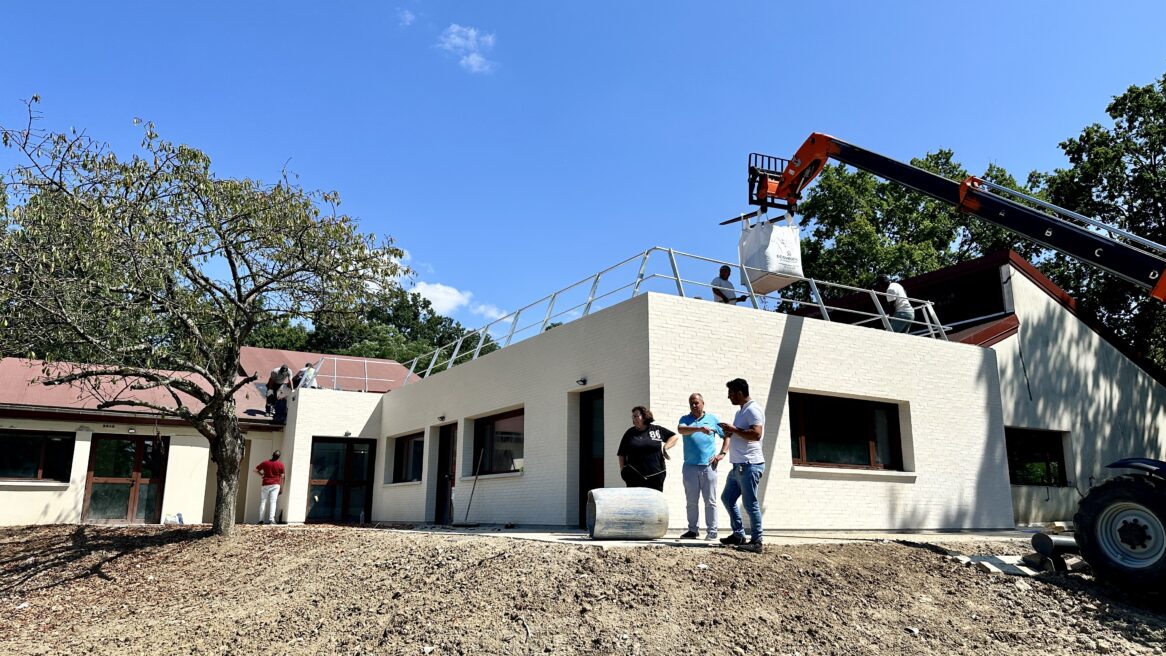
[
  {"x1": 874, "y1": 274, "x2": 915, "y2": 333},
  {"x1": 711, "y1": 265, "x2": 746, "y2": 304}
]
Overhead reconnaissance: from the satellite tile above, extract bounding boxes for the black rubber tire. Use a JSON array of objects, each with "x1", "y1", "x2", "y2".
[{"x1": 1074, "y1": 474, "x2": 1166, "y2": 592}]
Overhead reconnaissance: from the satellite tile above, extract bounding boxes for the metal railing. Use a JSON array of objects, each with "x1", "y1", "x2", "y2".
[
  {"x1": 402, "y1": 247, "x2": 946, "y2": 385},
  {"x1": 295, "y1": 356, "x2": 397, "y2": 393}
]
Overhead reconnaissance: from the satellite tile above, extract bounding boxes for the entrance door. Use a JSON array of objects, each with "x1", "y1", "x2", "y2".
[
  {"x1": 306, "y1": 438, "x2": 376, "y2": 523},
  {"x1": 578, "y1": 388, "x2": 604, "y2": 528},
  {"x1": 83, "y1": 434, "x2": 167, "y2": 524},
  {"x1": 434, "y1": 424, "x2": 457, "y2": 524}
]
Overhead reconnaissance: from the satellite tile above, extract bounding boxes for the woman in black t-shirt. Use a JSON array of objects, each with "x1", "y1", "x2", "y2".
[{"x1": 618, "y1": 406, "x2": 678, "y2": 491}]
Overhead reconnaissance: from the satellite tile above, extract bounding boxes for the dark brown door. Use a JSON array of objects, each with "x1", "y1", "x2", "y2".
[
  {"x1": 578, "y1": 388, "x2": 604, "y2": 528},
  {"x1": 434, "y1": 425, "x2": 456, "y2": 524},
  {"x1": 83, "y1": 434, "x2": 167, "y2": 524},
  {"x1": 306, "y1": 438, "x2": 376, "y2": 523}
]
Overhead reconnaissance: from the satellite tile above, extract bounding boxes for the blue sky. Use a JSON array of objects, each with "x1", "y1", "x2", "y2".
[{"x1": 3, "y1": 1, "x2": 1166, "y2": 332}]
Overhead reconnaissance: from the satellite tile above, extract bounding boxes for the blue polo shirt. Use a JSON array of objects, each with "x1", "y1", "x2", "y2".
[{"x1": 678, "y1": 412, "x2": 723, "y2": 465}]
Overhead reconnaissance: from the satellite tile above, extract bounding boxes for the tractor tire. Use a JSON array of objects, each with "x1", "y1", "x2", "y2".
[{"x1": 1074, "y1": 474, "x2": 1166, "y2": 592}]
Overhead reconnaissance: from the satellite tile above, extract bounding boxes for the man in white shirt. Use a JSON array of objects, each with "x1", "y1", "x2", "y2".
[
  {"x1": 710, "y1": 265, "x2": 745, "y2": 304},
  {"x1": 717, "y1": 377, "x2": 766, "y2": 553},
  {"x1": 875, "y1": 274, "x2": 915, "y2": 333}
]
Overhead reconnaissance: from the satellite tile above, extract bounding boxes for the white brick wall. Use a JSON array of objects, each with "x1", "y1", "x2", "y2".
[
  {"x1": 997, "y1": 268, "x2": 1166, "y2": 523},
  {"x1": 647, "y1": 294, "x2": 1015, "y2": 530},
  {"x1": 282, "y1": 388, "x2": 384, "y2": 523},
  {"x1": 378, "y1": 296, "x2": 651, "y2": 525},
  {"x1": 376, "y1": 293, "x2": 1016, "y2": 530}
]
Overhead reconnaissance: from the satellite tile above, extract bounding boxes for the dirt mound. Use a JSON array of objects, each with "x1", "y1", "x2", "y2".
[{"x1": 1, "y1": 525, "x2": 1163, "y2": 655}]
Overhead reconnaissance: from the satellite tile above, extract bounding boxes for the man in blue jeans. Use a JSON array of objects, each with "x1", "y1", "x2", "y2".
[{"x1": 717, "y1": 378, "x2": 766, "y2": 553}]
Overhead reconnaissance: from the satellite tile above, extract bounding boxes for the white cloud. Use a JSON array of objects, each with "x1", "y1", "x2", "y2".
[
  {"x1": 437, "y1": 24, "x2": 497, "y2": 74},
  {"x1": 413, "y1": 282, "x2": 473, "y2": 315},
  {"x1": 460, "y1": 53, "x2": 495, "y2": 74},
  {"x1": 412, "y1": 281, "x2": 507, "y2": 322},
  {"x1": 470, "y1": 303, "x2": 507, "y2": 321},
  {"x1": 397, "y1": 8, "x2": 415, "y2": 27}
]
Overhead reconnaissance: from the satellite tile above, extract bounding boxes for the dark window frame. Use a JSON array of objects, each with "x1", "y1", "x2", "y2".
[
  {"x1": 471, "y1": 408, "x2": 525, "y2": 476},
  {"x1": 0, "y1": 429, "x2": 76, "y2": 482},
  {"x1": 392, "y1": 432, "x2": 425, "y2": 483},
  {"x1": 1005, "y1": 427, "x2": 1068, "y2": 487},
  {"x1": 788, "y1": 393, "x2": 904, "y2": 471}
]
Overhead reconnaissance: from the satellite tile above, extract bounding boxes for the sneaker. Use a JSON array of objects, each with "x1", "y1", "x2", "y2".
[
  {"x1": 736, "y1": 540, "x2": 764, "y2": 554},
  {"x1": 679, "y1": 530, "x2": 699, "y2": 539},
  {"x1": 705, "y1": 533, "x2": 718, "y2": 541},
  {"x1": 719, "y1": 533, "x2": 745, "y2": 546}
]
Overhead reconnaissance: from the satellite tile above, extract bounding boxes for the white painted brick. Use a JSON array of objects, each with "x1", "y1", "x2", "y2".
[{"x1": 372, "y1": 293, "x2": 1016, "y2": 530}]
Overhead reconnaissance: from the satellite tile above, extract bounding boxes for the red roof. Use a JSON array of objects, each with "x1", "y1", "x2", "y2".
[
  {"x1": 0, "y1": 358, "x2": 269, "y2": 426},
  {"x1": 948, "y1": 315, "x2": 1020, "y2": 348},
  {"x1": 238, "y1": 347, "x2": 409, "y2": 394},
  {"x1": 0, "y1": 347, "x2": 407, "y2": 427}
]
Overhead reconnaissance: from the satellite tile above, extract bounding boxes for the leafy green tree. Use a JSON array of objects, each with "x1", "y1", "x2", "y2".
[
  {"x1": 0, "y1": 102, "x2": 404, "y2": 535},
  {"x1": 359, "y1": 288, "x2": 500, "y2": 368},
  {"x1": 247, "y1": 317, "x2": 311, "y2": 352},
  {"x1": 797, "y1": 151, "x2": 1044, "y2": 293},
  {"x1": 1031, "y1": 73, "x2": 1166, "y2": 364},
  {"x1": 250, "y1": 286, "x2": 498, "y2": 370}
]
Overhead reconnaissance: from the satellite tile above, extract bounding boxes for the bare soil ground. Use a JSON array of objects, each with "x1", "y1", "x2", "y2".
[{"x1": 1, "y1": 525, "x2": 1164, "y2": 655}]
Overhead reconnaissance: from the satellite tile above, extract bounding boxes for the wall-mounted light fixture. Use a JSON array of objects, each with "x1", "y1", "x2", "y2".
[
  {"x1": 576, "y1": 377, "x2": 587, "y2": 386},
  {"x1": 343, "y1": 430, "x2": 352, "y2": 437},
  {"x1": 438, "y1": 415, "x2": 446, "y2": 422},
  {"x1": 127, "y1": 427, "x2": 136, "y2": 434}
]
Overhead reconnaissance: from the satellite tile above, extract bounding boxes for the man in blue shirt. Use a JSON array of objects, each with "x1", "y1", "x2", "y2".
[{"x1": 676, "y1": 392, "x2": 730, "y2": 540}]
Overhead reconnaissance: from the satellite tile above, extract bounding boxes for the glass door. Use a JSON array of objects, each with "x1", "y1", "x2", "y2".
[
  {"x1": 84, "y1": 434, "x2": 167, "y2": 523},
  {"x1": 306, "y1": 438, "x2": 376, "y2": 523}
]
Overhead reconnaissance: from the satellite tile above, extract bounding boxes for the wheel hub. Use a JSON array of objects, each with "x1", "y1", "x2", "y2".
[
  {"x1": 1118, "y1": 518, "x2": 1152, "y2": 550},
  {"x1": 1096, "y1": 501, "x2": 1165, "y2": 568}
]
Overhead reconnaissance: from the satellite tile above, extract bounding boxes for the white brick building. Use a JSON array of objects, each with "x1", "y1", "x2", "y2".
[
  {"x1": 3, "y1": 251, "x2": 1163, "y2": 531},
  {"x1": 372, "y1": 291, "x2": 1015, "y2": 530}
]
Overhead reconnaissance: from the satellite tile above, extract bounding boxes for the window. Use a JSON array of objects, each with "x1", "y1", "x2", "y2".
[
  {"x1": 1006, "y1": 427, "x2": 1068, "y2": 486},
  {"x1": 472, "y1": 409, "x2": 524, "y2": 475},
  {"x1": 391, "y1": 433, "x2": 425, "y2": 483},
  {"x1": 0, "y1": 430, "x2": 75, "y2": 482},
  {"x1": 788, "y1": 393, "x2": 903, "y2": 470}
]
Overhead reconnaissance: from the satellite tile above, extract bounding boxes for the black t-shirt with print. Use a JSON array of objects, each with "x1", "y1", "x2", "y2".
[{"x1": 617, "y1": 424, "x2": 676, "y2": 478}]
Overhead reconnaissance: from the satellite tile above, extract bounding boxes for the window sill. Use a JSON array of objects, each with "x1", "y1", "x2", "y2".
[
  {"x1": 790, "y1": 466, "x2": 916, "y2": 483},
  {"x1": 383, "y1": 480, "x2": 423, "y2": 488},
  {"x1": 459, "y1": 470, "x2": 523, "y2": 482},
  {"x1": 1010, "y1": 483, "x2": 1073, "y2": 489},
  {"x1": 0, "y1": 479, "x2": 71, "y2": 490}
]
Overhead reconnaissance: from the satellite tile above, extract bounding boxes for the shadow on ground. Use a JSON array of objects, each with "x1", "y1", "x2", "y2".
[{"x1": 0, "y1": 525, "x2": 211, "y2": 594}]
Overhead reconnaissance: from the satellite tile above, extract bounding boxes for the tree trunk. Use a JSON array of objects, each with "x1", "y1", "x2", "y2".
[{"x1": 211, "y1": 402, "x2": 246, "y2": 536}]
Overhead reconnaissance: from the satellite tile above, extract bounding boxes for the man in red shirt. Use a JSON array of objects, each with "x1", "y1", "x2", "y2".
[{"x1": 255, "y1": 451, "x2": 285, "y2": 525}]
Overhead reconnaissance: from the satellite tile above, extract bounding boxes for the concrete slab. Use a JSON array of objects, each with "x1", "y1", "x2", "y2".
[{"x1": 347, "y1": 523, "x2": 1033, "y2": 550}]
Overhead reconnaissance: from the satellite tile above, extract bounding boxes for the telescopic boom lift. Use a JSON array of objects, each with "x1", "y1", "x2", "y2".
[
  {"x1": 746, "y1": 133, "x2": 1166, "y2": 591},
  {"x1": 748, "y1": 133, "x2": 1166, "y2": 302}
]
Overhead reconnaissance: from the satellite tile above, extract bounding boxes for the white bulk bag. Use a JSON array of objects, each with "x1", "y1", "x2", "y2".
[{"x1": 738, "y1": 212, "x2": 804, "y2": 294}]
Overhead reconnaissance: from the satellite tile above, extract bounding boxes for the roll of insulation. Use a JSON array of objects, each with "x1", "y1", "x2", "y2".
[{"x1": 586, "y1": 487, "x2": 669, "y2": 540}]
